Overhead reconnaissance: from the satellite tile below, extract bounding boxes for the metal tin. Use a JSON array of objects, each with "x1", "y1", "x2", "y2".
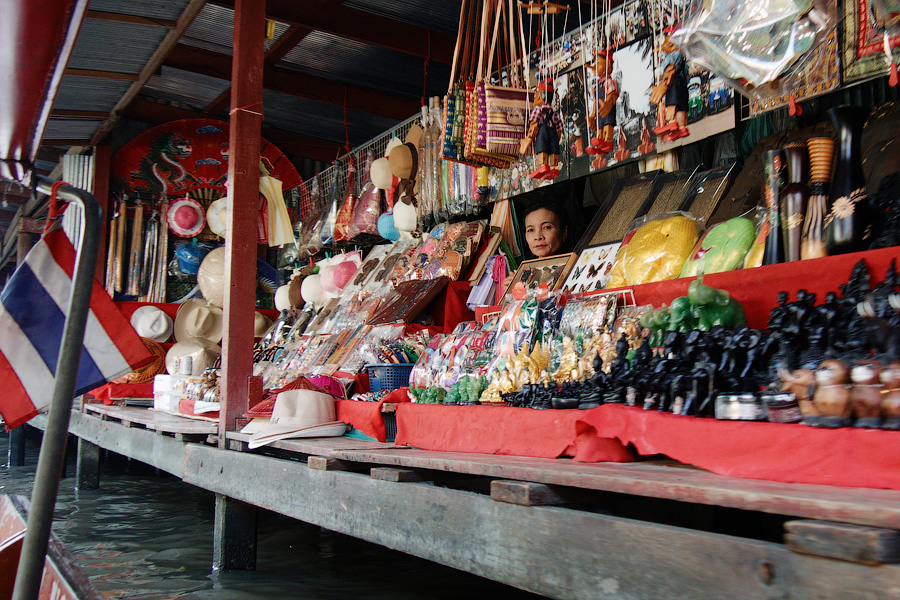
[
  {"x1": 715, "y1": 393, "x2": 766, "y2": 421},
  {"x1": 762, "y1": 392, "x2": 803, "y2": 423}
]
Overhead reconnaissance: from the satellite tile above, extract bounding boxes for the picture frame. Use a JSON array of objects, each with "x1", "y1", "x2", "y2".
[
  {"x1": 574, "y1": 171, "x2": 660, "y2": 252},
  {"x1": 561, "y1": 242, "x2": 621, "y2": 294},
  {"x1": 638, "y1": 170, "x2": 694, "y2": 217},
  {"x1": 504, "y1": 253, "x2": 578, "y2": 296},
  {"x1": 677, "y1": 164, "x2": 735, "y2": 226}
]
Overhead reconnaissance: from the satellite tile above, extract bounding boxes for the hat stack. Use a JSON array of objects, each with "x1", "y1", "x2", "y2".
[
  {"x1": 130, "y1": 306, "x2": 174, "y2": 343},
  {"x1": 166, "y1": 298, "x2": 223, "y2": 376}
]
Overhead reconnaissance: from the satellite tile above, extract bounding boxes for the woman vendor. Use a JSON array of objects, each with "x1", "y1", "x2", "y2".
[{"x1": 523, "y1": 203, "x2": 569, "y2": 258}]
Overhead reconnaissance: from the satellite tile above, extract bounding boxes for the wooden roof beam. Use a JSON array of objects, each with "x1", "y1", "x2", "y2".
[
  {"x1": 65, "y1": 68, "x2": 141, "y2": 80},
  {"x1": 123, "y1": 97, "x2": 343, "y2": 163},
  {"x1": 89, "y1": 0, "x2": 207, "y2": 146},
  {"x1": 212, "y1": 0, "x2": 454, "y2": 63},
  {"x1": 85, "y1": 9, "x2": 177, "y2": 29},
  {"x1": 165, "y1": 43, "x2": 419, "y2": 120}
]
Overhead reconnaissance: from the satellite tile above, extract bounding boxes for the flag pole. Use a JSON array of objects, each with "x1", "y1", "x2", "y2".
[{"x1": 12, "y1": 176, "x2": 102, "y2": 600}]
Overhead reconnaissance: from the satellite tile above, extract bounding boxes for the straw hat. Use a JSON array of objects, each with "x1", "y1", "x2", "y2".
[
  {"x1": 113, "y1": 337, "x2": 167, "y2": 384},
  {"x1": 174, "y1": 298, "x2": 224, "y2": 343},
  {"x1": 167, "y1": 197, "x2": 206, "y2": 238},
  {"x1": 247, "y1": 389, "x2": 347, "y2": 449},
  {"x1": 197, "y1": 247, "x2": 226, "y2": 307},
  {"x1": 206, "y1": 197, "x2": 228, "y2": 237},
  {"x1": 130, "y1": 305, "x2": 173, "y2": 342},
  {"x1": 165, "y1": 338, "x2": 221, "y2": 376},
  {"x1": 254, "y1": 312, "x2": 273, "y2": 337}
]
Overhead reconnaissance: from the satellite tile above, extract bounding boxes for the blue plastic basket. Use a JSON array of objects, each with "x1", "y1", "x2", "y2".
[{"x1": 365, "y1": 363, "x2": 414, "y2": 393}]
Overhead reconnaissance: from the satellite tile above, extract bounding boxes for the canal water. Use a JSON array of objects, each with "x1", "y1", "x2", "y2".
[{"x1": 1, "y1": 432, "x2": 546, "y2": 599}]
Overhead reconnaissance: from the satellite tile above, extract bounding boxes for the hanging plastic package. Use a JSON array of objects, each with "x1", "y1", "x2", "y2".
[
  {"x1": 349, "y1": 149, "x2": 381, "y2": 238},
  {"x1": 317, "y1": 166, "x2": 341, "y2": 248},
  {"x1": 260, "y1": 159, "x2": 294, "y2": 247},
  {"x1": 670, "y1": 0, "x2": 835, "y2": 105},
  {"x1": 333, "y1": 155, "x2": 357, "y2": 242}
]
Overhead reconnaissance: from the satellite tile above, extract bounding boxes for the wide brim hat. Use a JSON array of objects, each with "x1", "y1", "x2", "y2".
[
  {"x1": 165, "y1": 337, "x2": 222, "y2": 376},
  {"x1": 254, "y1": 311, "x2": 273, "y2": 337},
  {"x1": 174, "y1": 298, "x2": 224, "y2": 343},
  {"x1": 197, "y1": 247, "x2": 226, "y2": 307},
  {"x1": 247, "y1": 389, "x2": 347, "y2": 449},
  {"x1": 389, "y1": 142, "x2": 418, "y2": 180},
  {"x1": 207, "y1": 197, "x2": 228, "y2": 237},
  {"x1": 167, "y1": 197, "x2": 206, "y2": 238},
  {"x1": 130, "y1": 305, "x2": 174, "y2": 342}
]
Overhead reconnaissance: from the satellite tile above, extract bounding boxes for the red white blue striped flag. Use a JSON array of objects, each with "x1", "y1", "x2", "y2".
[{"x1": 0, "y1": 229, "x2": 152, "y2": 429}]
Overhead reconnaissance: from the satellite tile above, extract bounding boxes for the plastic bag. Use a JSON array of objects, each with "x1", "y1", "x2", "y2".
[
  {"x1": 671, "y1": 0, "x2": 835, "y2": 104},
  {"x1": 612, "y1": 212, "x2": 700, "y2": 287},
  {"x1": 349, "y1": 184, "x2": 381, "y2": 239},
  {"x1": 743, "y1": 206, "x2": 770, "y2": 269},
  {"x1": 679, "y1": 214, "x2": 757, "y2": 278}
]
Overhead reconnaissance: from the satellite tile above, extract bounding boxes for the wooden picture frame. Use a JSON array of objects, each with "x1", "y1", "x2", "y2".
[
  {"x1": 678, "y1": 165, "x2": 735, "y2": 226},
  {"x1": 575, "y1": 171, "x2": 660, "y2": 252},
  {"x1": 504, "y1": 253, "x2": 578, "y2": 296},
  {"x1": 561, "y1": 242, "x2": 621, "y2": 294},
  {"x1": 638, "y1": 171, "x2": 694, "y2": 217}
]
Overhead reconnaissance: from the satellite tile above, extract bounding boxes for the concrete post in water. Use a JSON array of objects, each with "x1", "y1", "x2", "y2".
[
  {"x1": 76, "y1": 438, "x2": 100, "y2": 489},
  {"x1": 213, "y1": 495, "x2": 257, "y2": 571}
]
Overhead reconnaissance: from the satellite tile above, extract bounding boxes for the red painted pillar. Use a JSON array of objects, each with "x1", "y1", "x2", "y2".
[{"x1": 220, "y1": 0, "x2": 265, "y2": 441}]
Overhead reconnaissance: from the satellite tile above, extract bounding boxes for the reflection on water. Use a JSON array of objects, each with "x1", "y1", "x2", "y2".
[{"x1": 2, "y1": 432, "x2": 546, "y2": 600}]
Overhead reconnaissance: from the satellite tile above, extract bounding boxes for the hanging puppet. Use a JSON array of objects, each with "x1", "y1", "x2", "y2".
[
  {"x1": 585, "y1": 49, "x2": 619, "y2": 156},
  {"x1": 651, "y1": 32, "x2": 690, "y2": 141},
  {"x1": 520, "y1": 79, "x2": 565, "y2": 180}
]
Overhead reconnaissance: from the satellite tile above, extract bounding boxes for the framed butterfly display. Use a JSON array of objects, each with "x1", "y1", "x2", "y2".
[
  {"x1": 504, "y1": 253, "x2": 578, "y2": 297},
  {"x1": 562, "y1": 242, "x2": 621, "y2": 294}
]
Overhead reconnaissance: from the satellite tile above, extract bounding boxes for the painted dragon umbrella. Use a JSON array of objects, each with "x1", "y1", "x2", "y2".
[{"x1": 111, "y1": 118, "x2": 305, "y2": 233}]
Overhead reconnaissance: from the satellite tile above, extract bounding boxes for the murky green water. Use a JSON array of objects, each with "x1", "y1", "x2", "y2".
[{"x1": 1, "y1": 432, "x2": 546, "y2": 599}]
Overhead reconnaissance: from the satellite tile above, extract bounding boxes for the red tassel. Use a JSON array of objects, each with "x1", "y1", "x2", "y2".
[
  {"x1": 889, "y1": 62, "x2": 898, "y2": 87},
  {"x1": 789, "y1": 95, "x2": 802, "y2": 117}
]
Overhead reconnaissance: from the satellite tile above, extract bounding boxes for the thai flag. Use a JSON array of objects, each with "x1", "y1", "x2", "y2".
[{"x1": 0, "y1": 229, "x2": 153, "y2": 429}]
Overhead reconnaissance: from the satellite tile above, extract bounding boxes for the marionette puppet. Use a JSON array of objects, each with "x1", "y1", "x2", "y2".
[
  {"x1": 650, "y1": 33, "x2": 690, "y2": 141},
  {"x1": 585, "y1": 49, "x2": 619, "y2": 156},
  {"x1": 520, "y1": 81, "x2": 565, "y2": 181}
]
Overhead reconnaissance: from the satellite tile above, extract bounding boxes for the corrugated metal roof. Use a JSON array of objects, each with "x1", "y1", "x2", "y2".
[
  {"x1": 143, "y1": 66, "x2": 232, "y2": 110},
  {"x1": 182, "y1": 3, "x2": 289, "y2": 55},
  {"x1": 42, "y1": 119, "x2": 105, "y2": 140},
  {"x1": 279, "y1": 31, "x2": 450, "y2": 99},
  {"x1": 69, "y1": 20, "x2": 168, "y2": 73},
  {"x1": 261, "y1": 90, "x2": 400, "y2": 146},
  {"x1": 87, "y1": 0, "x2": 191, "y2": 21},
  {"x1": 344, "y1": 0, "x2": 462, "y2": 35},
  {"x1": 53, "y1": 76, "x2": 132, "y2": 112}
]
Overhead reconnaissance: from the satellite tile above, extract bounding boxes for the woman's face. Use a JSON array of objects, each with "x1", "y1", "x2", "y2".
[{"x1": 524, "y1": 208, "x2": 566, "y2": 258}]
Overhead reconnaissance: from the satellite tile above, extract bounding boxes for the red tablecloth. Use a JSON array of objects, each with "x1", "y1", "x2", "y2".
[
  {"x1": 385, "y1": 402, "x2": 900, "y2": 490},
  {"x1": 395, "y1": 403, "x2": 635, "y2": 461},
  {"x1": 335, "y1": 388, "x2": 411, "y2": 442},
  {"x1": 576, "y1": 404, "x2": 900, "y2": 490},
  {"x1": 88, "y1": 382, "x2": 154, "y2": 405}
]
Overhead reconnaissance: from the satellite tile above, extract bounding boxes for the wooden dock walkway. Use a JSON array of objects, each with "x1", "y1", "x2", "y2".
[{"x1": 28, "y1": 405, "x2": 900, "y2": 599}]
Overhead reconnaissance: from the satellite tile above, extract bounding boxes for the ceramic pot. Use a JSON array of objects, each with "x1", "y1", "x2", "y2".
[
  {"x1": 825, "y1": 106, "x2": 871, "y2": 254},
  {"x1": 763, "y1": 149, "x2": 786, "y2": 265},
  {"x1": 781, "y1": 145, "x2": 809, "y2": 262}
]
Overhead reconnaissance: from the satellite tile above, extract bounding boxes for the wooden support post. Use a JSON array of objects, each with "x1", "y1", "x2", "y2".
[
  {"x1": 213, "y1": 494, "x2": 257, "y2": 571},
  {"x1": 785, "y1": 520, "x2": 900, "y2": 565},
  {"x1": 370, "y1": 467, "x2": 429, "y2": 482},
  {"x1": 491, "y1": 480, "x2": 594, "y2": 506},
  {"x1": 214, "y1": 0, "x2": 264, "y2": 572},
  {"x1": 76, "y1": 438, "x2": 100, "y2": 489},
  {"x1": 92, "y1": 142, "x2": 110, "y2": 280},
  {"x1": 219, "y1": 0, "x2": 265, "y2": 441},
  {"x1": 7, "y1": 426, "x2": 26, "y2": 467}
]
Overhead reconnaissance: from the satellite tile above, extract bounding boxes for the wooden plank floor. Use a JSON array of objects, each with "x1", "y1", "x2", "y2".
[
  {"x1": 84, "y1": 404, "x2": 217, "y2": 436},
  {"x1": 226, "y1": 431, "x2": 900, "y2": 530}
]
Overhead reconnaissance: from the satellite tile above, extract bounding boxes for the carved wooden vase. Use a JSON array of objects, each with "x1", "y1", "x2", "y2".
[
  {"x1": 763, "y1": 149, "x2": 786, "y2": 265},
  {"x1": 781, "y1": 145, "x2": 809, "y2": 262},
  {"x1": 802, "y1": 137, "x2": 833, "y2": 260},
  {"x1": 825, "y1": 106, "x2": 871, "y2": 254}
]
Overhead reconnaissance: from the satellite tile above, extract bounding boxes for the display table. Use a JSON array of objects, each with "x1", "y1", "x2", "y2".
[{"x1": 360, "y1": 402, "x2": 900, "y2": 491}]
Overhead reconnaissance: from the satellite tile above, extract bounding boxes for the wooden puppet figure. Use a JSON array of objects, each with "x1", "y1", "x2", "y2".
[
  {"x1": 651, "y1": 34, "x2": 690, "y2": 141},
  {"x1": 520, "y1": 83, "x2": 565, "y2": 180},
  {"x1": 585, "y1": 50, "x2": 619, "y2": 155}
]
